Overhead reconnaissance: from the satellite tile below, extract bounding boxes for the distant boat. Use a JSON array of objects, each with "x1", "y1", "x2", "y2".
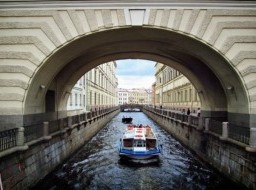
[
  {"x1": 119, "y1": 125, "x2": 161, "y2": 159},
  {"x1": 122, "y1": 116, "x2": 133, "y2": 123},
  {"x1": 123, "y1": 108, "x2": 140, "y2": 112},
  {"x1": 123, "y1": 108, "x2": 131, "y2": 112}
]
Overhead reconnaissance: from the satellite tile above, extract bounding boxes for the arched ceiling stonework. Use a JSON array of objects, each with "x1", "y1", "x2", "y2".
[{"x1": 0, "y1": 6, "x2": 255, "y2": 127}]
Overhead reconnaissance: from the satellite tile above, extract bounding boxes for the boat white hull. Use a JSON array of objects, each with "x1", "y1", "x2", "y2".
[
  {"x1": 119, "y1": 154, "x2": 159, "y2": 160},
  {"x1": 119, "y1": 148, "x2": 161, "y2": 160},
  {"x1": 119, "y1": 125, "x2": 160, "y2": 160}
]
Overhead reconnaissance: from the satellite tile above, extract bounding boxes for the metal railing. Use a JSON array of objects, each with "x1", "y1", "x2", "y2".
[
  {"x1": 228, "y1": 123, "x2": 250, "y2": 144},
  {"x1": 0, "y1": 128, "x2": 17, "y2": 151},
  {"x1": 24, "y1": 124, "x2": 43, "y2": 143},
  {"x1": 71, "y1": 115, "x2": 79, "y2": 125},
  {"x1": 49, "y1": 120, "x2": 60, "y2": 134},
  {"x1": 0, "y1": 106, "x2": 252, "y2": 154},
  {"x1": 208, "y1": 119, "x2": 223, "y2": 135},
  {"x1": 182, "y1": 115, "x2": 189, "y2": 123},
  {"x1": 144, "y1": 106, "x2": 251, "y2": 146},
  {"x1": 0, "y1": 106, "x2": 119, "y2": 155},
  {"x1": 191, "y1": 116, "x2": 198, "y2": 126}
]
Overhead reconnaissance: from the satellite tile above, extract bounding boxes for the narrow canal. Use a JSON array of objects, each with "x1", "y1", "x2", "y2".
[{"x1": 33, "y1": 112, "x2": 246, "y2": 190}]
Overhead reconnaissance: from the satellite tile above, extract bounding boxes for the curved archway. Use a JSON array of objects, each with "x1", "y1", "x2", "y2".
[{"x1": 24, "y1": 27, "x2": 248, "y2": 125}]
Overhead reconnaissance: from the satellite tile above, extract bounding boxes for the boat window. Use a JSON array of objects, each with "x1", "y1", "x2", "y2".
[
  {"x1": 146, "y1": 139, "x2": 156, "y2": 149},
  {"x1": 123, "y1": 139, "x2": 133, "y2": 147},
  {"x1": 134, "y1": 140, "x2": 145, "y2": 147}
]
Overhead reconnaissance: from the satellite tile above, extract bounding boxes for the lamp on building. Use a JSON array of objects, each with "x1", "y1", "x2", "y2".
[
  {"x1": 40, "y1": 85, "x2": 45, "y2": 89},
  {"x1": 226, "y1": 85, "x2": 236, "y2": 99},
  {"x1": 226, "y1": 86, "x2": 234, "y2": 91}
]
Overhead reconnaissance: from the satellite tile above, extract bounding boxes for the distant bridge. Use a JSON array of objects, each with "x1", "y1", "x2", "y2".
[{"x1": 120, "y1": 104, "x2": 144, "y2": 112}]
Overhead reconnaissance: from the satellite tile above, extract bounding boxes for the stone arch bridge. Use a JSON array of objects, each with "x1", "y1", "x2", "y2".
[{"x1": 0, "y1": 1, "x2": 256, "y2": 141}]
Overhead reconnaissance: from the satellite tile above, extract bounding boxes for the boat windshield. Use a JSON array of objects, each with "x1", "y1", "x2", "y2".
[
  {"x1": 134, "y1": 140, "x2": 146, "y2": 147},
  {"x1": 146, "y1": 139, "x2": 156, "y2": 149},
  {"x1": 123, "y1": 139, "x2": 133, "y2": 147}
]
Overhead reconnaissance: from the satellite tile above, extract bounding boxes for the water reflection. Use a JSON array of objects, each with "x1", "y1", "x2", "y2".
[{"x1": 32, "y1": 112, "x2": 246, "y2": 190}]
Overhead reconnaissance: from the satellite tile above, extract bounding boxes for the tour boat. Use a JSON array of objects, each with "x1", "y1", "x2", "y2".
[
  {"x1": 119, "y1": 124, "x2": 161, "y2": 159},
  {"x1": 122, "y1": 116, "x2": 133, "y2": 123}
]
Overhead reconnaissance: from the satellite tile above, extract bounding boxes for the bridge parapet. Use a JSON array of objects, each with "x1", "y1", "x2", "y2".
[
  {"x1": 0, "y1": 106, "x2": 119, "y2": 158},
  {"x1": 144, "y1": 106, "x2": 252, "y2": 148}
]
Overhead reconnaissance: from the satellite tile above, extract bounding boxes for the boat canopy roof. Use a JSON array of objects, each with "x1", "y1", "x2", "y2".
[{"x1": 123, "y1": 125, "x2": 156, "y2": 140}]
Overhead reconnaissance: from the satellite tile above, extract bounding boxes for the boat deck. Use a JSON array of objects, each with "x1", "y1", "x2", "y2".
[{"x1": 125, "y1": 124, "x2": 156, "y2": 139}]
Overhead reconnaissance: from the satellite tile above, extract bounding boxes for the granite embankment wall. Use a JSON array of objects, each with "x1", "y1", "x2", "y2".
[
  {"x1": 0, "y1": 108, "x2": 119, "y2": 189},
  {"x1": 143, "y1": 108, "x2": 256, "y2": 190}
]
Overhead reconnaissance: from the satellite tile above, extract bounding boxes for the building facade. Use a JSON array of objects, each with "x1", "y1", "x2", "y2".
[
  {"x1": 118, "y1": 88, "x2": 152, "y2": 105},
  {"x1": 151, "y1": 82, "x2": 156, "y2": 106},
  {"x1": 118, "y1": 88, "x2": 129, "y2": 105},
  {"x1": 67, "y1": 61, "x2": 118, "y2": 111},
  {"x1": 67, "y1": 76, "x2": 86, "y2": 111},
  {"x1": 155, "y1": 63, "x2": 200, "y2": 112}
]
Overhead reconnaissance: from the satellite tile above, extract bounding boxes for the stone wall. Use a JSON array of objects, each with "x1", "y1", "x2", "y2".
[
  {"x1": 143, "y1": 109, "x2": 256, "y2": 190},
  {"x1": 0, "y1": 109, "x2": 119, "y2": 189}
]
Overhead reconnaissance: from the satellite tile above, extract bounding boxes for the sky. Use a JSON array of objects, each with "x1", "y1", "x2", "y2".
[{"x1": 116, "y1": 59, "x2": 156, "y2": 89}]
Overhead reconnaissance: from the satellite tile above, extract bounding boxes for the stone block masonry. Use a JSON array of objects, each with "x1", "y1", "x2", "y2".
[
  {"x1": 0, "y1": 109, "x2": 119, "y2": 189},
  {"x1": 143, "y1": 108, "x2": 256, "y2": 190}
]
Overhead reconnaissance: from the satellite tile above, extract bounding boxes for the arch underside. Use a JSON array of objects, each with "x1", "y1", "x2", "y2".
[
  {"x1": 0, "y1": 7, "x2": 255, "y2": 129},
  {"x1": 25, "y1": 27, "x2": 249, "y2": 126}
]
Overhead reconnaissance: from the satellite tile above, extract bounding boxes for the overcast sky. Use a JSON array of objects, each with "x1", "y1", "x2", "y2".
[{"x1": 116, "y1": 59, "x2": 156, "y2": 89}]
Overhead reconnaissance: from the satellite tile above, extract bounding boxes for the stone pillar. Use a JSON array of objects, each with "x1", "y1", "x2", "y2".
[
  {"x1": 85, "y1": 113, "x2": 87, "y2": 121},
  {"x1": 246, "y1": 128, "x2": 256, "y2": 152},
  {"x1": 204, "y1": 118, "x2": 210, "y2": 132},
  {"x1": 16, "y1": 127, "x2": 25, "y2": 146},
  {"x1": 188, "y1": 115, "x2": 192, "y2": 125},
  {"x1": 220, "y1": 122, "x2": 229, "y2": 140},
  {"x1": 43, "y1": 121, "x2": 49, "y2": 137}
]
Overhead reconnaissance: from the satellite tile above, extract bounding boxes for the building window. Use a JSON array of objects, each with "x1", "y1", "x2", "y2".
[
  {"x1": 70, "y1": 94, "x2": 72, "y2": 106},
  {"x1": 90, "y1": 91, "x2": 92, "y2": 105},
  {"x1": 75, "y1": 93, "x2": 77, "y2": 106},
  {"x1": 189, "y1": 89, "x2": 192, "y2": 101},
  {"x1": 94, "y1": 70, "x2": 97, "y2": 83},
  {"x1": 95, "y1": 92, "x2": 97, "y2": 105}
]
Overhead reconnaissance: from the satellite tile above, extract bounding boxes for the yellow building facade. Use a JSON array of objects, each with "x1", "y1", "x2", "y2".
[
  {"x1": 155, "y1": 63, "x2": 200, "y2": 113},
  {"x1": 128, "y1": 88, "x2": 151, "y2": 105}
]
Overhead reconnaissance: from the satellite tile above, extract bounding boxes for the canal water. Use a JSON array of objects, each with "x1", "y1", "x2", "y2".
[{"x1": 33, "y1": 112, "x2": 247, "y2": 190}]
